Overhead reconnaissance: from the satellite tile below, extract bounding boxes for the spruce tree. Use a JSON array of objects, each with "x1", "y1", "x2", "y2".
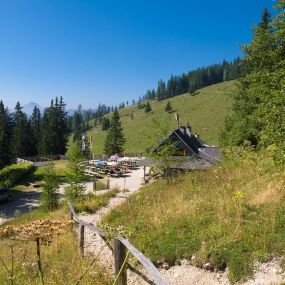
[
  {"x1": 101, "y1": 117, "x2": 110, "y2": 131},
  {"x1": 30, "y1": 106, "x2": 41, "y2": 155},
  {"x1": 38, "y1": 97, "x2": 68, "y2": 155},
  {"x1": 65, "y1": 139, "x2": 87, "y2": 200},
  {"x1": 165, "y1": 101, "x2": 173, "y2": 113},
  {"x1": 104, "y1": 108, "x2": 125, "y2": 156},
  {"x1": 145, "y1": 102, "x2": 152, "y2": 113},
  {"x1": 0, "y1": 101, "x2": 13, "y2": 168},
  {"x1": 72, "y1": 111, "x2": 82, "y2": 141},
  {"x1": 41, "y1": 164, "x2": 59, "y2": 210},
  {"x1": 11, "y1": 102, "x2": 33, "y2": 158}
]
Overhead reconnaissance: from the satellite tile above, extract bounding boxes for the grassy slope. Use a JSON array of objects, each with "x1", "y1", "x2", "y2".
[
  {"x1": 91, "y1": 80, "x2": 238, "y2": 155},
  {"x1": 102, "y1": 151, "x2": 285, "y2": 282}
]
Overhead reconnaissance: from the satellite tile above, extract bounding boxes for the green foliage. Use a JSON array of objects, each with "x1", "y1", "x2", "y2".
[
  {"x1": 145, "y1": 58, "x2": 242, "y2": 101},
  {"x1": 91, "y1": 81, "x2": 237, "y2": 154},
  {"x1": 30, "y1": 106, "x2": 42, "y2": 155},
  {"x1": 0, "y1": 100, "x2": 13, "y2": 168},
  {"x1": 39, "y1": 97, "x2": 68, "y2": 155},
  {"x1": 11, "y1": 102, "x2": 34, "y2": 158},
  {"x1": 0, "y1": 208, "x2": 111, "y2": 285},
  {"x1": 101, "y1": 117, "x2": 110, "y2": 131},
  {"x1": 65, "y1": 140, "x2": 87, "y2": 200},
  {"x1": 222, "y1": 1, "x2": 285, "y2": 164},
  {"x1": 102, "y1": 152, "x2": 285, "y2": 282},
  {"x1": 165, "y1": 101, "x2": 173, "y2": 113},
  {"x1": 40, "y1": 165, "x2": 60, "y2": 211},
  {"x1": 73, "y1": 191, "x2": 117, "y2": 213},
  {"x1": 144, "y1": 102, "x2": 152, "y2": 113},
  {"x1": 0, "y1": 163, "x2": 34, "y2": 187},
  {"x1": 104, "y1": 108, "x2": 125, "y2": 156}
]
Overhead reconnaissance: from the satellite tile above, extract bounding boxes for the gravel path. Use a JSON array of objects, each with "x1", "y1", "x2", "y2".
[{"x1": 77, "y1": 167, "x2": 285, "y2": 285}]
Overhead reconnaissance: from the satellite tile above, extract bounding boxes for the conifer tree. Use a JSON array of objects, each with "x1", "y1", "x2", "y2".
[
  {"x1": 104, "y1": 108, "x2": 125, "y2": 156},
  {"x1": 165, "y1": 101, "x2": 173, "y2": 113},
  {"x1": 145, "y1": 102, "x2": 152, "y2": 113},
  {"x1": 30, "y1": 106, "x2": 41, "y2": 155},
  {"x1": 41, "y1": 164, "x2": 59, "y2": 210},
  {"x1": 72, "y1": 111, "x2": 82, "y2": 141},
  {"x1": 0, "y1": 101, "x2": 13, "y2": 168},
  {"x1": 65, "y1": 139, "x2": 87, "y2": 200},
  {"x1": 11, "y1": 102, "x2": 33, "y2": 158},
  {"x1": 222, "y1": 1, "x2": 285, "y2": 162},
  {"x1": 39, "y1": 97, "x2": 68, "y2": 155}
]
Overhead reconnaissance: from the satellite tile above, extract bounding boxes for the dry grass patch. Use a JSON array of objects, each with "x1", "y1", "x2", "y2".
[{"x1": 0, "y1": 208, "x2": 111, "y2": 285}]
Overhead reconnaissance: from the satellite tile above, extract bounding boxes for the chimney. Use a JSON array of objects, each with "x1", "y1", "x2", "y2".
[
  {"x1": 186, "y1": 125, "x2": 192, "y2": 137},
  {"x1": 179, "y1": 126, "x2": 186, "y2": 134}
]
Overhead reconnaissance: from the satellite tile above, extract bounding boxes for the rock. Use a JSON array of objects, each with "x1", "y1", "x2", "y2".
[
  {"x1": 180, "y1": 259, "x2": 190, "y2": 266},
  {"x1": 203, "y1": 262, "x2": 214, "y2": 271},
  {"x1": 162, "y1": 262, "x2": 170, "y2": 270},
  {"x1": 173, "y1": 272, "x2": 180, "y2": 278},
  {"x1": 191, "y1": 254, "x2": 196, "y2": 260}
]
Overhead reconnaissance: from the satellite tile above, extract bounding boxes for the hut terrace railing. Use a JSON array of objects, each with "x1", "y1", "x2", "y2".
[{"x1": 68, "y1": 202, "x2": 170, "y2": 285}]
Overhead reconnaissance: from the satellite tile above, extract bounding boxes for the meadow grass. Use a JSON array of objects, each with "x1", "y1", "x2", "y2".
[
  {"x1": 73, "y1": 190, "x2": 118, "y2": 213},
  {"x1": 0, "y1": 207, "x2": 111, "y2": 285},
  {"x1": 90, "y1": 80, "x2": 238, "y2": 155},
  {"x1": 102, "y1": 150, "x2": 285, "y2": 282}
]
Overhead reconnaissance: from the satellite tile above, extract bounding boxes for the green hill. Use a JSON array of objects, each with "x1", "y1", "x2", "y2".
[{"x1": 90, "y1": 80, "x2": 239, "y2": 155}]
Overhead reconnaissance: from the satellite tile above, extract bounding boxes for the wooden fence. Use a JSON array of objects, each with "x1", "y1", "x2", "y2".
[{"x1": 68, "y1": 203, "x2": 170, "y2": 285}]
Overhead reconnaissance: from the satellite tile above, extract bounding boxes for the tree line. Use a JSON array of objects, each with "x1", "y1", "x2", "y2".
[
  {"x1": 222, "y1": 2, "x2": 285, "y2": 163},
  {"x1": 141, "y1": 58, "x2": 242, "y2": 102},
  {"x1": 0, "y1": 97, "x2": 68, "y2": 169}
]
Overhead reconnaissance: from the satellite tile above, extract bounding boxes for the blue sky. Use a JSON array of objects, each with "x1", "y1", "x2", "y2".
[{"x1": 0, "y1": 0, "x2": 275, "y2": 109}]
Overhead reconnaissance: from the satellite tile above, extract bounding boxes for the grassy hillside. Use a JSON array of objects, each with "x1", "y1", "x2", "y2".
[
  {"x1": 90, "y1": 80, "x2": 239, "y2": 155},
  {"x1": 102, "y1": 150, "x2": 285, "y2": 282}
]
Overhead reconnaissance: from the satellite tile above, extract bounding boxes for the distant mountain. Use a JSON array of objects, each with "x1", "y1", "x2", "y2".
[
  {"x1": 22, "y1": 102, "x2": 45, "y2": 116},
  {"x1": 66, "y1": 108, "x2": 75, "y2": 116},
  {"x1": 22, "y1": 102, "x2": 75, "y2": 117}
]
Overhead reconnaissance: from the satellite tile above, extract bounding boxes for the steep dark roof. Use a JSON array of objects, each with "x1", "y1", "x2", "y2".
[{"x1": 151, "y1": 126, "x2": 221, "y2": 168}]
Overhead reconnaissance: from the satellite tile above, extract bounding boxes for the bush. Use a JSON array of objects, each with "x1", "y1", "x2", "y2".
[{"x1": 0, "y1": 162, "x2": 34, "y2": 187}]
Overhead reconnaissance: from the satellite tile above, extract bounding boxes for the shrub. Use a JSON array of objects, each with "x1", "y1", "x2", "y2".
[{"x1": 0, "y1": 162, "x2": 34, "y2": 187}]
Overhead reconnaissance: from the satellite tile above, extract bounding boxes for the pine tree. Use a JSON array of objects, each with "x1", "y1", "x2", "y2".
[
  {"x1": 38, "y1": 97, "x2": 68, "y2": 155},
  {"x1": 72, "y1": 111, "x2": 82, "y2": 141},
  {"x1": 65, "y1": 139, "x2": 87, "y2": 200},
  {"x1": 145, "y1": 102, "x2": 152, "y2": 113},
  {"x1": 0, "y1": 101, "x2": 13, "y2": 168},
  {"x1": 41, "y1": 164, "x2": 59, "y2": 210},
  {"x1": 83, "y1": 134, "x2": 92, "y2": 160},
  {"x1": 30, "y1": 106, "x2": 41, "y2": 155},
  {"x1": 11, "y1": 102, "x2": 33, "y2": 158},
  {"x1": 104, "y1": 108, "x2": 125, "y2": 156},
  {"x1": 165, "y1": 101, "x2": 173, "y2": 113},
  {"x1": 101, "y1": 117, "x2": 110, "y2": 131}
]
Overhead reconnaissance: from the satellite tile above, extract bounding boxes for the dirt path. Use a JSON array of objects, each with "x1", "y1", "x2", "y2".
[
  {"x1": 0, "y1": 189, "x2": 40, "y2": 225},
  {"x1": 78, "y1": 167, "x2": 285, "y2": 285}
]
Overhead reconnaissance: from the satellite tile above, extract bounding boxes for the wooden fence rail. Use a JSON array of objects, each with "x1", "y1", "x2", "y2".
[{"x1": 67, "y1": 202, "x2": 170, "y2": 285}]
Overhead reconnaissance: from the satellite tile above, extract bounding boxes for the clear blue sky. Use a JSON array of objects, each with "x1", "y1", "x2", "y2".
[{"x1": 0, "y1": 0, "x2": 275, "y2": 110}]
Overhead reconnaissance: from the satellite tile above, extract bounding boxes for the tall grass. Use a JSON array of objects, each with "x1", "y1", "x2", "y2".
[
  {"x1": 0, "y1": 208, "x2": 111, "y2": 285},
  {"x1": 102, "y1": 150, "x2": 285, "y2": 282}
]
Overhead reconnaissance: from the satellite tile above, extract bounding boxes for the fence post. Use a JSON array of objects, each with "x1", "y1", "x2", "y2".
[
  {"x1": 114, "y1": 239, "x2": 127, "y2": 285},
  {"x1": 78, "y1": 224, "x2": 85, "y2": 256},
  {"x1": 70, "y1": 212, "x2": 74, "y2": 231},
  {"x1": 107, "y1": 177, "x2": 110, "y2": 189}
]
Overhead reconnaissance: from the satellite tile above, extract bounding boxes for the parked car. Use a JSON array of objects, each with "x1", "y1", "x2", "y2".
[{"x1": 0, "y1": 186, "x2": 12, "y2": 203}]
